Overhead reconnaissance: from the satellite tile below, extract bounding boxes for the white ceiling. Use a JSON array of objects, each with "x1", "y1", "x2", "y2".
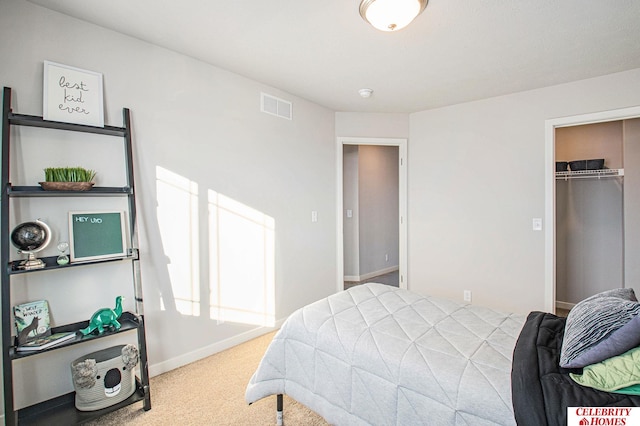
[{"x1": 27, "y1": 0, "x2": 640, "y2": 113}]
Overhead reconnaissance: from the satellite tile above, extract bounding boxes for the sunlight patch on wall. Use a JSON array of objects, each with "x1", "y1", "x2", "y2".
[
  {"x1": 209, "y1": 190, "x2": 275, "y2": 327},
  {"x1": 156, "y1": 166, "x2": 200, "y2": 316}
]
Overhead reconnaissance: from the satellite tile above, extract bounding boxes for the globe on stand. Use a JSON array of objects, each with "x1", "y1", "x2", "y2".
[{"x1": 10, "y1": 219, "x2": 52, "y2": 270}]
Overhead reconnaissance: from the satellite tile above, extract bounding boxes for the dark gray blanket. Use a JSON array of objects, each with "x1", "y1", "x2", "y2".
[{"x1": 511, "y1": 311, "x2": 640, "y2": 426}]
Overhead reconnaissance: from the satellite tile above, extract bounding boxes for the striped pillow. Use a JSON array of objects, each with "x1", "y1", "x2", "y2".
[{"x1": 560, "y1": 288, "x2": 640, "y2": 369}]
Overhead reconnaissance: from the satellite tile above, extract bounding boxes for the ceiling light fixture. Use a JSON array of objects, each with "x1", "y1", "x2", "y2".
[
  {"x1": 358, "y1": 88, "x2": 374, "y2": 98},
  {"x1": 359, "y1": 0, "x2": 428, "y2": 32}
]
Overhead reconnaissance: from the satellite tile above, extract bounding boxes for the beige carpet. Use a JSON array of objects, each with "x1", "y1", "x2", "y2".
[{"x1": 86, "y1": 331, "x2": 328, "y2": 426}]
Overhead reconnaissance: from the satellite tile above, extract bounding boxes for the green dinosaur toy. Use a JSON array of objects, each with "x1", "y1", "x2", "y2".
[{"x1": 79, "y1": 296, "x2": 124, "y2": 336}]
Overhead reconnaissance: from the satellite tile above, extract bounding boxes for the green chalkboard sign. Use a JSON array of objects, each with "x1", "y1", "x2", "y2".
[{"x1": 68, "y1": 211, "x2": 127, "y2": 262}]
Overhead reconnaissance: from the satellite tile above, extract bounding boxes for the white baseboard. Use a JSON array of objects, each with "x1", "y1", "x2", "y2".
[
  {"x1": 148, "y1": 317, "x2": 286, "y2": 378},
  {"x1": 344, "y1": 266, "x2": 399, "y2": 283},
  {"x1": 556, "y1": 301, "x2": 576, "y2": 311}
]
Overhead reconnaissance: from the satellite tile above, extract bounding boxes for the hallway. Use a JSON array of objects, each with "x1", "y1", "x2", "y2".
[{"x1": 344, "y1": 270, "x2": 399, "y2": 290}]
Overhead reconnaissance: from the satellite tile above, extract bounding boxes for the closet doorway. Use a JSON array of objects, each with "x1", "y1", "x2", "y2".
[
  {"x1": 545, "y1": 107, "x2": 640, "y2": 313},
  {"x1": 336, "y1": 137, "x2": 407, "y2": 292}
]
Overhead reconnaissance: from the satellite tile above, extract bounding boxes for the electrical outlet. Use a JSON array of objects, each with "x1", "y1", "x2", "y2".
[
  {"x1": 385, "y1": 254, "x2": 389, "y2": 262},
  {"x1": 463, "y1": 290, "x2": 472, "y2": 303}
]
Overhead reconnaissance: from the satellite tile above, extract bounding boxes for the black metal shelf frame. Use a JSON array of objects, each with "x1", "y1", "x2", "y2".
[{"x1": 1, "y1": 87, "x2": 151, "y2": 425}]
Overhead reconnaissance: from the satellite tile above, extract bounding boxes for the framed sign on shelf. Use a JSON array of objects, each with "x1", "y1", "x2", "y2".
[
  {"x1": 43, "y1": 60, "x2": 104, "y2": 127},
  {"x1": 68, "y1": 211, "x2": 128, "y2": 262}
]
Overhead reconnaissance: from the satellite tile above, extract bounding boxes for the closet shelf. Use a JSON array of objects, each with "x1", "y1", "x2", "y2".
[{"x1": 555, "y1": 169, "x2": 624, "y2": 180}]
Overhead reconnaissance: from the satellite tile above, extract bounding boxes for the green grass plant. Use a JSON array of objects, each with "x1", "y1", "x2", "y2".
[{"x1": 44, "y1": 167, "x2": 96, "y2": 182}]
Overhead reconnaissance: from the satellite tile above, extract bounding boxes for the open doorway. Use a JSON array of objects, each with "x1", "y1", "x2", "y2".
[
  {"x1": 336, "y1": 137, "x2": 407, "y2": 292},
  {"x1": 555, "y1": 122, "x2": 625, "y2": 315},
  {"x1": 545, "y1": 106, "x2": 640, "y2": 314}
]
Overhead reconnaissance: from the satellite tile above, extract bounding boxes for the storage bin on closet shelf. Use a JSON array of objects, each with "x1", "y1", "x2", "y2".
[{"x1": 568, "y1": 159, "x2": 605, "y2": 171}]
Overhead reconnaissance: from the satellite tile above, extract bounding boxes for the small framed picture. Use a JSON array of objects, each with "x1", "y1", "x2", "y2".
[
  {"x1": 68, "y1": 211, "x2": 128, "y2": 262},
  {"x1": 43, "y1": 61, "x2": 104, "y2": 127}
]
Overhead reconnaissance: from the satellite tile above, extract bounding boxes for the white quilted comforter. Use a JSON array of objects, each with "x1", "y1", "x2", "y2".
[{"x1": 246, "y1": 283, "x2": 525, "y2": 425}]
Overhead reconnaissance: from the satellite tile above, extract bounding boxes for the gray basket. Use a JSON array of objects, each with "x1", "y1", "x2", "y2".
[{"x1": 70, "y1": 344, "x2": 138, "y2": 411}]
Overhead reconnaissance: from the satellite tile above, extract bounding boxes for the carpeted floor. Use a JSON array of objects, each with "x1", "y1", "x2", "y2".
[{"x1": 87, "y1": 331, "x2": 328, "y2": 426}]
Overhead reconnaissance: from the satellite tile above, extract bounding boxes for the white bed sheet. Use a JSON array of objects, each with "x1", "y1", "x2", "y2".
[{"x1": 246, "y1": 283, "x2": 525, "y2": 425}]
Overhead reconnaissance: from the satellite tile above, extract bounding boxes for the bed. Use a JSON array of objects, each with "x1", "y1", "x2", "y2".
[
  {"x1": 246, "y1": 283, "x2": 640, "y2": 425},
  {"x1": 246, "y1": 283, "x2": 524, "y2": 425}
]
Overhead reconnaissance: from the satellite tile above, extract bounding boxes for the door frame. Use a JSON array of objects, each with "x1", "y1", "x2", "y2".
[
  {"x1": 544, "y1": 106, "x2": 640, "y2": 312},
  {"x1": 336, "y1": 137, "x2": 408, "y2": 293}
]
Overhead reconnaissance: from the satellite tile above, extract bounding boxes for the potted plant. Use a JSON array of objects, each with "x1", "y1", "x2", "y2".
[{"x1": 39, "y1": 167, "x2": 97, "y2": 191}]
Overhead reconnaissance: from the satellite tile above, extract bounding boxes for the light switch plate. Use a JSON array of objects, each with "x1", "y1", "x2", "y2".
[{"x1": 532, "y1": 218, "x2": 542, "y2": 231}]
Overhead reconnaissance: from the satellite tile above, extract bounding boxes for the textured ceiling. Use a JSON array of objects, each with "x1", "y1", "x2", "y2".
[{"x1": 27, "y1": 0, "x2": 640, "y2": 113}]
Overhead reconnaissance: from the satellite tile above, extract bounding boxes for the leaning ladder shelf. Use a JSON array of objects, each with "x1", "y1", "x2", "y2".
[{"x1": 1, "y1": 87, "x2": 151, "y2": 425}]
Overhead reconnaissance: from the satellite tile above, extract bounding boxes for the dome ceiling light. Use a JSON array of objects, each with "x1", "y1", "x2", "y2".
[
  {"x1": 358, "y1": 88, "x2": 374, "y2": 98},
  {"x1": 359, "y1": 0, "x2": 428, "y2": 32}
]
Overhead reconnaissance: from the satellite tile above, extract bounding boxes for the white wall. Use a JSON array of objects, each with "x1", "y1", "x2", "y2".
[
  {"x1": 0, "y1": 0, "x2": 337, "y2": 411},
  {"x1": 335, "y1": 112, "x2": 409, "y2": 138},
  {"x1": 358, "y1": 145, "x2": 399, "y2": 276},
  {"x1": 409, "y1": 68, "x2": 640, "y2": 314}
]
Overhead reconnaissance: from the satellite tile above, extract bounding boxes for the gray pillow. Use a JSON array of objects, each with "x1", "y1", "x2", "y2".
[
  {"x1": 560, "y1": 288, "x2": 640, "y2": 368},
  {"x1": 568, "y1": 315, "x2": 640, "y2": 368}
]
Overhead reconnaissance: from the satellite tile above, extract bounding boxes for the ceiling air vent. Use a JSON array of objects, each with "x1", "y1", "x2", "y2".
[{"x1": 261, "y1": 92, "x2": 292, "y2": 120}]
